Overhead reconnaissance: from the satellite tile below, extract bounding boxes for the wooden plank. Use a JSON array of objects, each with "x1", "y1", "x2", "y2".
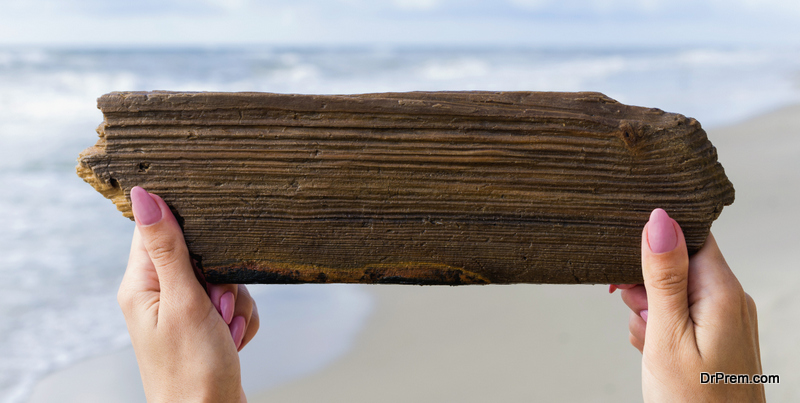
[{"x1": 77, "y1": 91, "x2": 734, "y2": 284}]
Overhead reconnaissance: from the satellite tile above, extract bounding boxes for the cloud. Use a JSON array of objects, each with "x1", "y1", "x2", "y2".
[
  {"x1": 0, "y1": 0, "x2": 797, "y2": 46},
  {"x1": 204, "y1": 0, "x2": 251, "y2": 12},
  {"x1": 392, "y1": 0, "x2": 442, "y2": 11},
  {"x1": 506, "y1": 0, "x2": 549, "y2": 11},
  {"x1": 505, "y1": 0, "x2": 800, "y2": 17},
  {"x1": 4, "y1": 0, "x2": 252, "y2": 16}
]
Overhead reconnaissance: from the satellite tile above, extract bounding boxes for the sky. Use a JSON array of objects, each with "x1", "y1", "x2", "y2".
[{"x1": 0, "y1": 0, "x2": 798, "y2": 47}]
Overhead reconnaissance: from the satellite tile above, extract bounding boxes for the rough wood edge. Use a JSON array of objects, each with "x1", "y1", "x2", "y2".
[{"x1": 76, "y1": 126, "x2": 132, "y2": 219}]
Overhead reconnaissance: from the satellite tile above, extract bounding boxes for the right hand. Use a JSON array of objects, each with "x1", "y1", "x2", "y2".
[{"x1": 614, "y1": 208, "x2": 764, "y2": 402}]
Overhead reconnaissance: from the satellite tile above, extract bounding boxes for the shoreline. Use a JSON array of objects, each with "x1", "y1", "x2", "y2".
[
  {"x1": 28, "y1": 104, "x2": 800, "y2": 402},
  {"x1": 26, "y1": 347, "x2": 144, "y2": 403}
]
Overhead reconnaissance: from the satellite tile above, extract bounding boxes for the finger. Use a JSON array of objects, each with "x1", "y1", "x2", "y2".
[
  {"x1": 745, "y1": 293, "x2": 762, "y2": 374},
  {"x1": 609, "y1": 283, "x2": 638, "y2": 294},
  {"x1": 118, "y1": 226, "x2": 161, "y2": 324},
  {"x1": 627, "y1": 305, "x2": 646, "y2": 353},
  {"x1": 230, "y1": 316, "x2": 247, "y2": 351},
  {"x1": 686, "y1": 233, "x2": 742, "y2": 307},
  {"x1": 629, "y1": 310, "x2": 647, "y2": 346},
  {"x1": 122, "y1": 226, "x2": 159, "y2": 294},
  {"x1": 686, "y1": 232, "x2": 756, "y2": 352},
  {"x1": 242, "y1": 302, "x2": 259, "y2": 351},
  {"x1": 629, "y1": 332, "x2": 644, "y2": 354},
  {"x1": 620, "y1": 284, "x2": 649, "y2": 318},
  {"x1": 130, "y1": 186, "x2": 205, "y2": 301},
  {"x1": 235, "y1": 285, "x2": 260, "y2": 350},
  {"x1": 640, "y1": 208, "x2": 692, "y2": 347},
  {"x1": 207, "y1": 283, "x2": 239, "y2": 324}
]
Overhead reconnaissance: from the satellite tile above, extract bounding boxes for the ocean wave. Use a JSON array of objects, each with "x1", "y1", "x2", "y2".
[{"x1": 1, "y1": 45, "x2": 798, "y2": 402}]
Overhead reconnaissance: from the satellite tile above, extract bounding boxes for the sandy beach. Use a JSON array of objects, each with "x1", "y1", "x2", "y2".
[{"x1": 28, "y1": 104, "x2": 800, "y2": 402}]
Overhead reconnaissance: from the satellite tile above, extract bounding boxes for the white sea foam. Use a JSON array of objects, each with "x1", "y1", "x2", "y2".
[{"x1": 0, "y1": 46, "x2": 798, "y2": 402}]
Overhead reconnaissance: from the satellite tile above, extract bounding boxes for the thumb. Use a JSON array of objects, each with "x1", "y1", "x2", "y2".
[
  {"x1": 641, "y1": 208, "x2": 692, "y2": 344},
  {"x1": 130, "y1": 186, "x2": 205, "y2": 298}
]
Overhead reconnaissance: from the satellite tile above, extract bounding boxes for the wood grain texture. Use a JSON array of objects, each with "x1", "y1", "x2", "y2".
[{"x1": 77, "y1": 91, "x2": 734, "y2": 284}]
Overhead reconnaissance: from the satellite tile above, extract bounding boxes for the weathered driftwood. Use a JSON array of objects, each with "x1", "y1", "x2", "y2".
[{"x1": 77, "y1": 91, "x2": 734, "y2": 284}]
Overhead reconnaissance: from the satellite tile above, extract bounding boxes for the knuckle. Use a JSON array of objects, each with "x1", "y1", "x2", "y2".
[
  {"x1": 147, "y1": 234, "x2": 185, "y2": 267},
  {"x1": 249, "y1": 311, "x2": 260, "y2": 333},
  {"x1": 745, "y1": 293, "x2": 757, "y2": 312},
  {"x1": 238, "y1": 289, "x2": 253, "y2": 307},
  {"x1": 647, "y1": 268, "x2": 687, "y2": 293},
  {"x1": 629, "y1": 333, "x2": 641, "y2": 350},
  {"x1": 717, "y1": 290, "x2": 744, "y2": 308},
  {"x1": 746, "y1": 293, "x2": 759, "y2": 325},
  {"x1": 117, "y1": 288, "x2": 132, "y2": 312},
  {"x1": 712, "y1": 281, "x2": 748, "y2": 310}
]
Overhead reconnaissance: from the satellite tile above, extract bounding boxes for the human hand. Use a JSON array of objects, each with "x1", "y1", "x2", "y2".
[
  {"x1": 118, "y1": 186, "x2": 260, "y2": 403},
  {"x1": 612, "y1": 208, "x2": 764, "y2": 402}
]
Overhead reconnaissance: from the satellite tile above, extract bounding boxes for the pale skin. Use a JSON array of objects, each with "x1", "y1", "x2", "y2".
[
  {"x1": 120, "y1": 187, "x2": 762, "y2": 402},
  {"x1": 611, "y1": 208, "x2": 764, "y2": 402},
  {"x1": 119, "y1": 186, "x2": 259, "y2": 402}
]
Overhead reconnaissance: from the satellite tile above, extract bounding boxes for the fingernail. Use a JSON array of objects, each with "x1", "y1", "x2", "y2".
[
  {"x1": 130, "y1": 186, "x2": 162, "y2": 226},
  {"x1": 647, "y1": 208, "x2": 678, "y2": 253},
  {"x1": 220, "y1": 292, "x2": 235, "y2": 324},
  {"x1": 609, "y1": 285, "x2": 617, "y2": 294},
  {"x1": 230, "y1": 316, "x2": 246, "y2": 350},
  {"x1": 640, "y1": 309, "x2": 648, "y2": 322}
]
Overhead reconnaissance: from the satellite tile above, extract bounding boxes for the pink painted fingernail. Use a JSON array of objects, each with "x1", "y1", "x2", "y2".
[
  {"x1": 130, "y1": 186, "x2": 162, "y2": 226},
  {"x1": 230, "y1": 316, "x2": 246, "y2": 350},
  {"x1": 647, "y1": 208, "x2": 678, "y2": 253},
  {"x1": 609, "y1": 285, "x2": 618, "y2": 294},
  {"x1": 640, "y1": 309, "x2": 648, "y2": 322},
  {"x1": 220, "y1": 292, "x2": 235, "y2": 324}
]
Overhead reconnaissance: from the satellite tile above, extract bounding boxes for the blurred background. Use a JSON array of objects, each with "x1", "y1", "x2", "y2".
[{"x1": 1, "y1": 1, "x2": 798, "y2": 402}]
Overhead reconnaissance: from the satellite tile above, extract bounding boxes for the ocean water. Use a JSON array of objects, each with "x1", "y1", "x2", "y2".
[{"x1": 0, "y1": 46, "x2": 798, "y2": 402}]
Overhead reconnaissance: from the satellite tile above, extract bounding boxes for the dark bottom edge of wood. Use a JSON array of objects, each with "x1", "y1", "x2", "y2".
[{"x1": 201, "y1": 262, "x2": 645, "y2": 285}]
